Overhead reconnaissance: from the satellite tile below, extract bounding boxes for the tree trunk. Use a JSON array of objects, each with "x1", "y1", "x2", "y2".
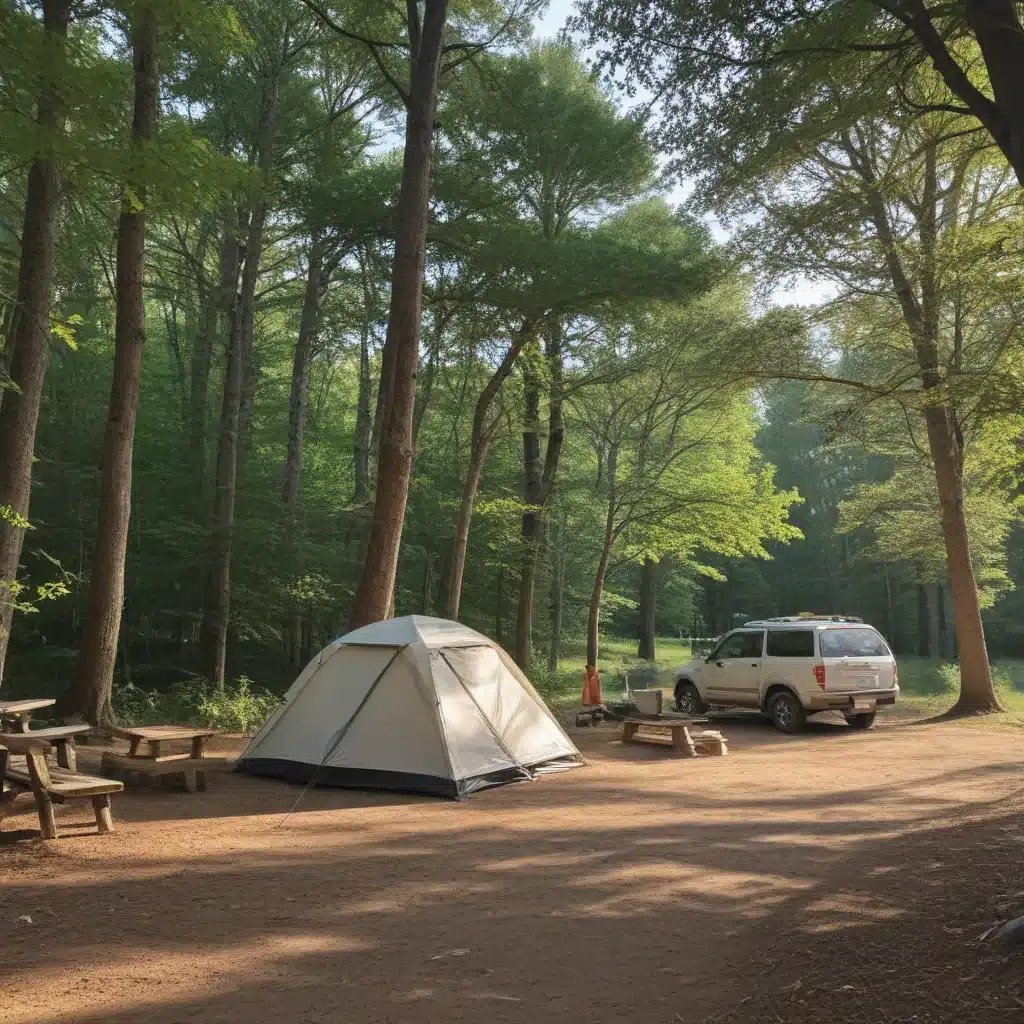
[
  {"x1": 237, "y1": 76, "x2": 280, "y2": 465},
  {"x1": 923, "y1": 405, "x2": 1000, "y2": 710},
  {"x1": 64, "y1": 5, "x2": 158, "y2": 725},
  {"x1": 281, "y1": 238, "x2": 322, "y2": 506},
  {"x1": 446, "y1": 318, "x2": 535, "y2": 619},
  {"x1": 199, "y1": 261, "x2": 244, "y2": 688},
  {"x1": 927, "y1": 580, "x2": 941, "y2": 659},
  {"x1": 187, "y1": 211, "x2": 238, "y2": 487},
  {"x1": 637, "y1": 556, "x2": 658, "y2": 660},
  {"x1": 0, "y1": 0, "x2": 70, "y2": 685},
  {"x1": 586, "y1": 444, "x2": 618, "y2": 668},
  {"x1": 514, "y1": 324, "x2": 565, "y2": 671},
  {"x1": 349, "y1": 0, "x2": 450, "y2": 629},
  {"x1": 863, "y1": 138, "x2": 1000, "y2": 712},
  {"x1": 353, "y1": 273, "x2": 373, "y2": 503},
  {"x1": 547, "y1": 518, "x2": 563, "y2": 674},
  {"x1": 421, "y1": 549, "x2": 433, "y2": 614}
]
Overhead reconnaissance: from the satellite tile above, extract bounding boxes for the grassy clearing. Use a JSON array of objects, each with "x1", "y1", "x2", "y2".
[{"x1": 541, "y1": 637, "x2": 1024, "y2": 729}]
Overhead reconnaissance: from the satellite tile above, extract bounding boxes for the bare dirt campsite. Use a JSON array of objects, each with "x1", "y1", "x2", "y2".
[{"x1": 3, "y1": 715, "x2": 1021, "y2": 1024}]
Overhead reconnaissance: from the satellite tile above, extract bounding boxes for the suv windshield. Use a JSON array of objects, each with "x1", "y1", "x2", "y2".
[{"x1": 819, "y1": 628, "x2": 890, "y2": 658}]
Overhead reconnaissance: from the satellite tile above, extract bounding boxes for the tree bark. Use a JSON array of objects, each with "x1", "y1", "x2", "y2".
[
  {"x1": 586, "y1": 443, "x2": 618, "y2": 667},
  {"x1": 637, "y1": 556, "x2": 658, "y2": 660},
  {"x1": 237, "y1": 76, "x2": 280, "y2": 465},
  {"x1": 187, "y1": 211, "x2": 238, "y2": 487},
  {"x1": 64, "y1": 5, "x2": 158, "y2": 725},
  {"x1": 0, "y1": 0, "x2": 70, "y2": 685},
  {"x1": 349, "y1": 0, "x2": 450, "y2": 629},
  {"x1": 514, "y1": 323, "x2": 565, "y2": 671},
  {"x1": 547, "y1": 517, "x2": 564, "y2": 674},
  {"x1": 446, "y1": 318, "x2": 535, "y2": 619},
  {"x1": 281, "y1": 237, "x2": 322, "y2": 506},
  {"x1": 199, "y1": 258, "x2": 244, "y2": 688},
  {"x1": 353, "y1": 263, "x2": 374, "y2": 503}
]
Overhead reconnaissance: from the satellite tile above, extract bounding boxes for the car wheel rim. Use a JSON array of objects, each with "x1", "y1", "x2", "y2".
[
  {"x1": 774, "y1": 700, "x2": 793, "y2": 728},
  {"x1": 677, "y1": 690, "x2": 697, "y2": 714}
]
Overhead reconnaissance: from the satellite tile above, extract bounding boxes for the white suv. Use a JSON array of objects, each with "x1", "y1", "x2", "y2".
[{"x1": 673, "y1": 616, "x2": 899, "y2": 733}]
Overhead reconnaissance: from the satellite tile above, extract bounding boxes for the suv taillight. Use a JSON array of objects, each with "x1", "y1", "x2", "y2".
[{"x1": 814, "y1": 665, "x2": 826, "y2": 689}]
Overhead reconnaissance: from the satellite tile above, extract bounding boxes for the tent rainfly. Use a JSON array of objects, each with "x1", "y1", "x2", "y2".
[{"x1": 236, "y1": 616, "x2": 583, "y2": 798}]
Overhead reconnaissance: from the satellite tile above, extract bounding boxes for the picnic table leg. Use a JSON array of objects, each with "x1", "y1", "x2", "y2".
[
  {"x1": 180, "y1": 770, "x2": 196, "y2": 792},
  {"x1": 622, "y1": 721, "x2": 639, "y2": 742},
  {"x1": 56, "y1": 738, "x2": 77, "y2": 772},
  {"x1": 190, "y1": 736, "x2": 206, "y2": 759},
  {"x1": 15, "y1": 714, "x2": 30, "y2": 734},
  {"x1": 25, "y1": 750, "x2": 58, "y2": 839},
  {"x1": 92, "y1": 794, "x2": 114, "y2": 834},
  {"x1": 148, "y1": 740, "x2": 161, "y2": 759},
  {"x1": 673, "y1": 726, "x2": 698, "y2": 758},
  {"x1": 128, "y1": 737, "x2": 141, "y2": 757},
  {"x1": 195, "y1": 770, "x2": 207, "y2": 791}
]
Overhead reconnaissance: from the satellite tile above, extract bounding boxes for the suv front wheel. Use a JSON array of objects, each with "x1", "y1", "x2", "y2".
[
  {"x1": 768, "y1": 691, "x2": 806, "y2": 734},
  {"x1": 674, "y1": 681, "x2": 706, "y2": 716}
]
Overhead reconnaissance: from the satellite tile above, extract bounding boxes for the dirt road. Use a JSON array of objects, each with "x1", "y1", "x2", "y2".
[{"x1": 2, "y1": 714, "x2": 1022, "y2": 1023}]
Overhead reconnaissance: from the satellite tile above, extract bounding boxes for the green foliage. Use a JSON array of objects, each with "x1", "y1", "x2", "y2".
[{"x1": 112, "y1": 676, "x2": 281, "y2": 731}]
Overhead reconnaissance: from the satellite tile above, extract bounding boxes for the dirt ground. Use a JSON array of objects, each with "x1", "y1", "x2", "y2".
[{"x1": 2, "y1": 712, "x2": 1022, "y2": 1024}]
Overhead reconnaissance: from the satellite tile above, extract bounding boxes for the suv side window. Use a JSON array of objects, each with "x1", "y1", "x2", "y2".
[
  {"x1": 714, "y1": 630, "x2": 764, "y2": 660},
  {"x1": 766, "y1": 629, "x2": 815, "y2": 657}
]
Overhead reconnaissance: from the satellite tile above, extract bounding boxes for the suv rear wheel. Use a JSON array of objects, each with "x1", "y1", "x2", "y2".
[
  {"x1": 768, "y1": 691, "x2": 805, "y2": 734},
  {"x1": 674, "y1": 681, "x2": 705, "y2": 716},
  {"x1": 845, "y1": 711, "x2": 876, "y2": 730}
]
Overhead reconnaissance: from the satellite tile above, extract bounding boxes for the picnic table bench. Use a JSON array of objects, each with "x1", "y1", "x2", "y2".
[
  {"x1": 1, "y1": 733, "x2": 123, "y2": 839},
  {"x1": 621, "y1": 716, "x2": 728, "y2": 757},
  {"x1": 101, "y1": 725, "x2": 229, "y2": 792}
]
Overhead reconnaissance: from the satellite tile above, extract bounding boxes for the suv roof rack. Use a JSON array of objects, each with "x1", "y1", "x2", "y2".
[{"x1": 744, "y1": 615, "x2": 864, "y2": 625}]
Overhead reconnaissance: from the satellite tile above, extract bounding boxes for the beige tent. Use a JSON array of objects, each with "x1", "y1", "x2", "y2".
[{"x1": 236, "y1": 616, "x2": 582, "y2": 798}]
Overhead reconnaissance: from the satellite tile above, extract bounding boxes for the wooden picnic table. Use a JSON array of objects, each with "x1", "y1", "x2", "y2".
[
  {"x1": 0, "y1": 698, "x2": 56, "y2": 733},
  {"x1": 101, "y1": 725, "x2": 226, "y2": 792},
  {"x1": 620, "y1": 715, "x2": 727, "y2": 757},
  {"x1": 106, "y1": 725, "x2": 216, "y2": 761}
]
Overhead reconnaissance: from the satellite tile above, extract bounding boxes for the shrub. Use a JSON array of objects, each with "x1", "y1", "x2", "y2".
[{"x1": 112, "y1": 676, "x2": 281, "y2": 733}]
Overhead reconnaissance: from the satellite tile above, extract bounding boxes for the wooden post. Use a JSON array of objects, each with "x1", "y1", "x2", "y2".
[
  {"x1": 92, "y1": 793, "x2": 114, "y2": 834},
  {"x1": 673, "y1": 726, "x2": 697, "y2": 758},
  {"x1": 26, "y1": 748, "x2": 57, "y2": 839},
  {"x1": 190, "y1": 735, "x2": 206, "y2": 759},
  {"x1": 56, "y1": 737, "x2": 76, "y2": 772}
]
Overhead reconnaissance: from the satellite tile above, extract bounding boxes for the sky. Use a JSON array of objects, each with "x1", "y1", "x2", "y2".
[{"x1": 531, "y1": 1, "x2": 832, "y2": 307}]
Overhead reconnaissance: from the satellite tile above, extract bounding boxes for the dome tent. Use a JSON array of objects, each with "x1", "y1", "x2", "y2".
[{"x1": 236, "y1": 616, "x2": 583, "y2": 799}]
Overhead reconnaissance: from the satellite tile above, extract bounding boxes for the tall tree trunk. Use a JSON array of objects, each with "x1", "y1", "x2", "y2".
[
  {"x1": 64, "y1": 6, "x2": 158, "y2": 725},
  {"x1": 353, "y1": 267, "x2": 374, "y2": 503},
  {"x1": 187, "y1": 211, "x2": 237, "y2": 487},
  {"x1": 237, "y1": 77, "x2": 280, "y2": 466},
  {"x1": 349, "y1": 0, "x2": 450, "y2": 628},
  {"x1": 547, "y1": 517, "x2": 564, "y2": 674},
  {"x1": 281, "y1": 238, "x2": 322, "y2": 506},
  {"x1": 421, "y1": 549, "x2": 433, "y2": 614},
  {"x1": 586, "y1": 443, "x2": 618, "y2": 667},
  {"x1": 446, "y1": 318, "x2": 534, "y2": 619},
  {"x1": 862, "y1": 138, "x2": 1000, "y2": 712},
  {"x1": 0, "y1": 0, "x2": 70, "y2": 685},
  {"x1": 637, "y1": 556, "x2": 658, "y2": 660},
  {"x1": 200, "y1": 266, "x2": 244, "y2": 688},
  {"x1": 514, "y1": 323, "x2": 565, "y2": 671}
]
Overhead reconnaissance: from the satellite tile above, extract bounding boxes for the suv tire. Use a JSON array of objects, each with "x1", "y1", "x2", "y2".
[
  {"x1": 674, "y1": 681, "x2": 706, "y2": 716},
  {"x1": 846, "y1": 711, "x2": 876, "y2": 730},
  {"x1": 768, "y1": 691, "x2": 805, "y2": 734}
]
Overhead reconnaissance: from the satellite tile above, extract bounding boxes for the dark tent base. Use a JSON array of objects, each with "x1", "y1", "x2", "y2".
[{"x1": 235, "y1": 757, "x2": 537, "y2": 800}]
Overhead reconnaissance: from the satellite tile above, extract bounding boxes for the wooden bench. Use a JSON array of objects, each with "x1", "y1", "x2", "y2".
[
  {"x1": 0, "y1": 734, "x2": 124, "y2": 839},
  {"x1": 621, "y1": 716, "x2": 728, "y2": 757},
  {"x1": 17, "y1": 724, "x2": 93, "y2": 771},
  {"x1": 100, "y1": 751, "x2": 233, "y2": 791}
]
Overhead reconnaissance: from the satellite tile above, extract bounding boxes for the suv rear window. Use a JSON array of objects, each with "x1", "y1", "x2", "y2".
[
  {"x1": 819, "y1": 628, "x2": 890, "y2": 658},
  {"x1": 766, "y1": 630, "x2": 815, "y2": 657}
]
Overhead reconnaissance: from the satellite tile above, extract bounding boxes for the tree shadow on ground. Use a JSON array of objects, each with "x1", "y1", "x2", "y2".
[{"x1": 1, "y1": 728, "x2": 1022, "y2": 1024}]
